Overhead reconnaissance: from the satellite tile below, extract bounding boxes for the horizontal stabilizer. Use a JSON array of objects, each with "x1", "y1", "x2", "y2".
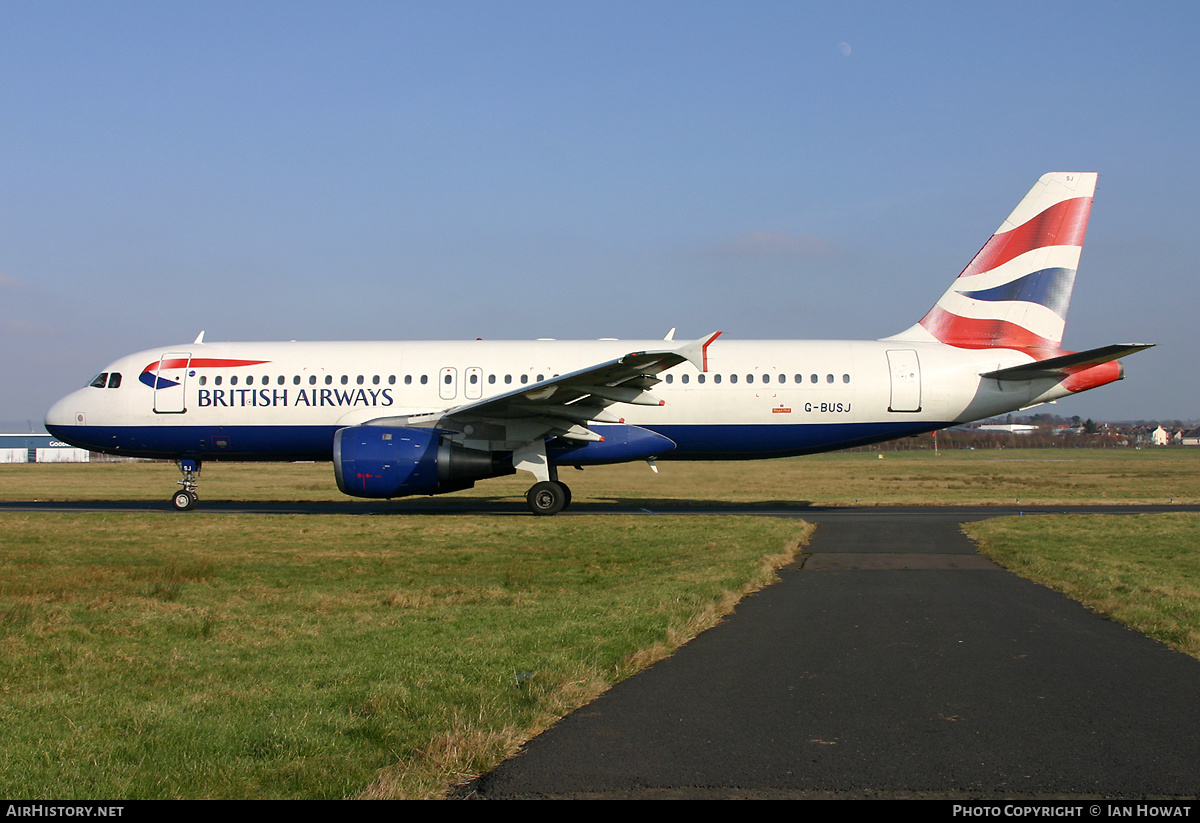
[{"x1": 980, "y1": 343, "x2": 1154, "y2": 381}]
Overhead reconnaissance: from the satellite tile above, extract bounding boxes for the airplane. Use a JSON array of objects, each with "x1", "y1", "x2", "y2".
[{"x1": 45, "y1": 172, "x2": 1152, "y2": 515}]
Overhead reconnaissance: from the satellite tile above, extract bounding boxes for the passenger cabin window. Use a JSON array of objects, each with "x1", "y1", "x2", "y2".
[{"x1": 198, "y1": 376, "x2": 207, "y2": 386}]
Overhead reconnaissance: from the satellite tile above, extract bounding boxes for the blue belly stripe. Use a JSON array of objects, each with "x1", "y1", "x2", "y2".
[{"x1": 46, "y1": 420, "x2": 951, "y2": 463}]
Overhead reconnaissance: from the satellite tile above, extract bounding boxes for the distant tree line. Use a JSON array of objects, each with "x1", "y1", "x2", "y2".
[{"x1": 848, "y1": 413, "x2": 1198, "y2": 452}]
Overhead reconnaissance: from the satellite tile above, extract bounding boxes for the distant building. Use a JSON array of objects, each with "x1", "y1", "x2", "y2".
[
  {"x1": 0, "y1": 433, "x2": 90, "y2": 463},
  {"x1": 1150, "y1": 426, "x2": 1170, "y2": 446},
  {"x1": 975, "y1": 424, "x2": 1038, "y2": 435}
]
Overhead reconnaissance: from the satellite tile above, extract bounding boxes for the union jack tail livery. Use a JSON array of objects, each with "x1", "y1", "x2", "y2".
[{"x1": 891, "y1": 172, "x2": 1096, "y2": 353}]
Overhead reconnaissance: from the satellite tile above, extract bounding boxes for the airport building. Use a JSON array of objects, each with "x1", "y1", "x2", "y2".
[{"x1": 0, "y1": 433, "x2": 90, "y2": 463}]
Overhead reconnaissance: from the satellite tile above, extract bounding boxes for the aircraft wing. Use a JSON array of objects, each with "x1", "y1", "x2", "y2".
[
  {"x1": 980, "y1": 343, "x2": 1154, "y2": 381},
  {"x1": 369, "y1": 331, "x2": 721, "y2": 444}
]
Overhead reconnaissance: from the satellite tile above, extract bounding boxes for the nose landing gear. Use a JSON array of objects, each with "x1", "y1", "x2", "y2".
[{"x1": 172, "y1": 458, "x2": 201, "y2": 511}]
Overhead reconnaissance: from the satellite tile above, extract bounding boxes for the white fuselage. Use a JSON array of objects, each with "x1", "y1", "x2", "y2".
[{"x1": 46, "y1": 337, "x2": 1053, "y2": 463}]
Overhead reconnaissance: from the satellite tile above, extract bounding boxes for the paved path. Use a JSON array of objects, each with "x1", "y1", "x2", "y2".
[{"x1": 463, "y1": 511, "x2": 1200, "y2": 798}]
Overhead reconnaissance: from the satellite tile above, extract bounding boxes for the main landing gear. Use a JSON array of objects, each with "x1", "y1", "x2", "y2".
[
  {"x1": 526, "y1": 480, "x2": 572, "y2": 516},
  {"x1": 172, "y1": 458, "x2": 201, "y2": 511},
  {"x1": 514, "y1": 441, "x2": 573, "y2": 516}
]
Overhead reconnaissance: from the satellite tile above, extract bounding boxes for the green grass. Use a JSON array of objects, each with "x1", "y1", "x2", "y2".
[
  {"x1": 3, "y1": 451, "x2": 1199, "y2": 798},
  {"x1": 3, "y1": 447, "x2": 1199, "y2": 508},
  {"x1": 0, "y1": 512, "x2": 808, "y2": 799},
  {"x1": 967, "y1": 513, "x2": 1200, "y2": 660}
]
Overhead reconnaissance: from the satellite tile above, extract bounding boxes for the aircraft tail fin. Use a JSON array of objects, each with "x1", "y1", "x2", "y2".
[{"x1": 886, "y1": 172, "x2": 1097, "y2": 352}]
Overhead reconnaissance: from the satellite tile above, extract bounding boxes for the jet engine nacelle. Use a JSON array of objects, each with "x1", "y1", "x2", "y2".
[{"x1": 333, "y1": 425, "x2": 508, "y2": 498}]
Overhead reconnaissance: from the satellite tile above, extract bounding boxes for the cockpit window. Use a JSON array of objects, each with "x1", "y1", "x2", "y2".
[
  {"x1": 107, "y1": 373, "x2": 122, "y2": 389},
  {"x1": 89, "y1": 373, "x2": 108, "y2": 388}
]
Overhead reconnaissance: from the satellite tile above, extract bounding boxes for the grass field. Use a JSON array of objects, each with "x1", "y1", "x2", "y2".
[
  {"x1": 2, "y1": 450, "x2": 1198, "y2": 798},
  {"x1": 0, "y1": 510, "x2": 807, "y2": 799},
  {"x1": 3, "y1": 447, "x2": 1198, "y2": 508}
]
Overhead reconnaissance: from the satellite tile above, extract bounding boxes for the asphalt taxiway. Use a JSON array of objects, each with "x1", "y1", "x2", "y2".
[{"x1": 459, "y1": 508, "x2": 1200, "y2": 799}]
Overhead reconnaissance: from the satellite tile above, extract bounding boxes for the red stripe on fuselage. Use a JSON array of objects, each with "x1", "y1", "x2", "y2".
[{"x1": 142, "y1": 358, "x2": 271, "y2": 373}]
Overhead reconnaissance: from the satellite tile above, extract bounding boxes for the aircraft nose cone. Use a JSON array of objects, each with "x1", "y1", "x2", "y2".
[
  {"x1": 46, "y1": 395, "x2": 70, "y2": 428},
  {"x1": 45, "y1": 391, "x2": 85, "y2": 440}
]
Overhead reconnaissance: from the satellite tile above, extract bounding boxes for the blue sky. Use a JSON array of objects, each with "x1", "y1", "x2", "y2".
[{"x1": 2, "y1": 1, "x2": 1196, "y2": 424}]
